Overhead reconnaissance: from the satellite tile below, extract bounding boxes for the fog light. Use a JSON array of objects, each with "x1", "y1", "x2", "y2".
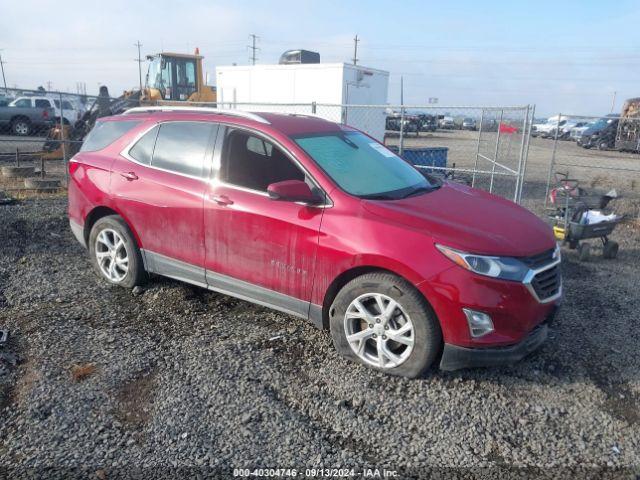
[{"x1": 463, "y1": 308, "x2": 494, "y2": 338}]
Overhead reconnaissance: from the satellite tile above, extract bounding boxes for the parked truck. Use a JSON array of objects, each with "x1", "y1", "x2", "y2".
[
  {"x1": 615, "y1": 98, "x2": 640, "y2": 153},
  {"x1": 0, "y1": 102, "x2": 55, "y2": 136}
]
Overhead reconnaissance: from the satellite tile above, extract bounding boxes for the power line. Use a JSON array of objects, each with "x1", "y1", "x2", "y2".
[
  {"x1": 0, "y1": 50, "x2": 7, "y2": 94},
  {"x1": 352, "y1": 35, "x2": 360, "y2": 65},
  {"x1": 610, "y1": 91, "x2": 617, "y2": 113},
  {"x1": 248, "y1": 34, "x2": 260, "y2": 65},
  {"x1": 134, "y1": 40, "x2": 143, "y2": 93}
]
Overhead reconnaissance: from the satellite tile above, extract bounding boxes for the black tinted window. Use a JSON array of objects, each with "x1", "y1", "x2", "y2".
[
  {"x1": 129, "y1": 126, "x2": 159, "y2": 165},
  {"x1": 35, "y1": 99, "x2": 50, "y2": 109},
  {"x1": 80, "y1": 120, "x2": 141, "y2": 152},
  {"x1": 152, "y1": 122, "x2": 215, "y2": 178},
  {"x1": 223, "y1": 129, "x2": 305, "y2": 191}
]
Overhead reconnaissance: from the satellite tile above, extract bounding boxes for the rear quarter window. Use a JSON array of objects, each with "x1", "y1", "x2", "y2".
[
  {"x1": 128, "y1": 125, "x2": 159, "y2": 165},
  {"x1": 80, "y1": 120, "x2": 142, "y2": 152}
]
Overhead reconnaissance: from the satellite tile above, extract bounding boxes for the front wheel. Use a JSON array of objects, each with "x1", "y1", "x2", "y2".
[
  {"x1": 88, "y1": 215, "x2": 146, "y2": 288},
  {"x1": 329, "y1": 272, "x2": 442, "y2": 378}
]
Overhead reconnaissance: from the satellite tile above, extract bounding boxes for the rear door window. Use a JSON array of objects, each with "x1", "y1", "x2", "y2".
[
  {"x1": 151, "y1": 122, "x2": 217, "y2": 178},
  {"x1": 35, "y1": 99, "x2": 51, "y2": 109},
  {"x1": 80, "y1": 120, "x2": 142, "y2": 152}
]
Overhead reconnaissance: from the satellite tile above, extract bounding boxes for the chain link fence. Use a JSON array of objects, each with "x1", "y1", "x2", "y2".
[
  {"x1": 0, "y1": 87, "x2": 102, "y2": 193},
  {"x1": 197, "y1": 101, "x2": 534, "y2": 203},
  {"x1": 518, "y1": 110, "x2": 640, "y2": 217},
  {"x1": 1, "y1": 93, "x2": 536, "y2": 203}
]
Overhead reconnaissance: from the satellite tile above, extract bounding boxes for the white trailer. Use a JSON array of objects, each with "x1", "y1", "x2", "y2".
[{"x1": 215, "y1": 63, "x2": 389, "y2": 140}]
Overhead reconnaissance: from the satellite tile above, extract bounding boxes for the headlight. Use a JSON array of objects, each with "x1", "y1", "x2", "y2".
[{"x1": 435, "y1": 244, "x2": 529, "y2": 281}]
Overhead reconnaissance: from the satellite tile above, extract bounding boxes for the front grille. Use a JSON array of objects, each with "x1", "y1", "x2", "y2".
[
  {"x1": 531, "y1": 264, "x2": 561, "y2": 300},
  {"x1": 521, "y1": 249, "x2": 555, "y2": 270}
]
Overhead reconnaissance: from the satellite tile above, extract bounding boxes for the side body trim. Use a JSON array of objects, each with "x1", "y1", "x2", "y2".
[{"x1": 141, "y1": 249, "x2": 323, "y2": 328}]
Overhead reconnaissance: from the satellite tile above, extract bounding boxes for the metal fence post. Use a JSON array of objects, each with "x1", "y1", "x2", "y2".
[
  {"x1": 513, "y1": 105, "x2": 530, "y2": 203},
  {"x1": 59, "y1": 92, "x2": 67, "y2": 185},
  {"x1": 472, "y1": 109, "x2": 485, "y2": 187},
  {"x1": 543, "y1": 112, "x2": 562, "y2": 207},
  {"x1": 517, "y1": 104, "x2": 535, "y2": 204},
  {"x1": 489, "y1": 109, "x2": 504, "y2": 193},
  {"x1": 15, "y1": 147, "x2": 20, "y2": 167},
  {"x1": 399, "y1": 106, "x2": 405, "y2": 157},
  {"x1": 311, "y1": 101, "x2": 316, "y2": 114}
]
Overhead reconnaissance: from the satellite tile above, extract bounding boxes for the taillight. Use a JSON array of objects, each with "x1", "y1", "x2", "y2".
[
  {"x1": 43, "y1": 109, "x2": 49, "y2": 119},
  {"x1": 68, "y1": 159, "x2": 80, "y2": 176}
]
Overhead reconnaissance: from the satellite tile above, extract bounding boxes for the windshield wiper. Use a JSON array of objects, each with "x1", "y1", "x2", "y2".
[
  {"x1": 400, "y1": 185, "x2": 439, "y2": 199},
  {"x1": 360, "y1": 193, "x2": 398, "y2": 200}
]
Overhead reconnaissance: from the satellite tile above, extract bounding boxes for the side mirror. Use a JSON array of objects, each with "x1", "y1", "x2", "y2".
[{"x1": 267, "y1": 180, "x2": 322, "y2": 205}]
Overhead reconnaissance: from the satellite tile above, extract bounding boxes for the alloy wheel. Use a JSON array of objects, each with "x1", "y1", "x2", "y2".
[
  {"x1": 344, "y1": 293, "x2": 415, "y2": 369},
  {"x1": 95, "y1": 228, "x2": 129, "y2": 282},
  {"x1": 15, "y1": 122, "x2": 29, "y2": 135}
]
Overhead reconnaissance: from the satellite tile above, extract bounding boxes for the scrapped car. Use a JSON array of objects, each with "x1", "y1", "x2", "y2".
[
  {"x1": 439, "y1": 116, "x2": 455, "y2": 129},
  {"x1": 462, "y1": 118, "x2": 477, "y2": 130},
  {"x1": 10, "y1": 96, "x2": 80, "y2": 126},
  {"x1": 68, "y1": 107, "x2": 561, "y2": 378},
  {"x1": 417, "y1": 114, "x2": 437, "y2": 132},
  {"x1": 569, "y1": 122, "x2": 594, "y2": 141},
  {"x1": 0, "y1": 98, "x2": 55, "y2": 136},
  {"x1": 557, "y1": 120, "x2": 589, "y2": 140},
  {"x1": 578, "y1": 115, "x2": 619, "y2": 149}
]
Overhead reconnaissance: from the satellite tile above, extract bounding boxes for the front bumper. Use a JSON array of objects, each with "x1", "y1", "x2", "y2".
[{"x1": 439, "y1": 321, "x2": 550, "y2": 371}]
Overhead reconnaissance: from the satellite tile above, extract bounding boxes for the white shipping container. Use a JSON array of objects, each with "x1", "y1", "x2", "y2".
[{"x1": 216, "y1": 63, "x2": 389, "y2": 140}]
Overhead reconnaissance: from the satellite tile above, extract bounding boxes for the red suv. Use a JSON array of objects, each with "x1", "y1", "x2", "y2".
[{"x1": 68, "y1": 107, "x2": 561, "y2": 377}]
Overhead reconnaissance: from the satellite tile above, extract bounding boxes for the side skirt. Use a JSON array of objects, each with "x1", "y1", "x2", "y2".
[{"x1": 141, "y1": 249, "x2": 323, "y2": 329}]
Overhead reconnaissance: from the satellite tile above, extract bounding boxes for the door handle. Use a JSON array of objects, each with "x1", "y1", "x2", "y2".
[
  {"x1": 120, "y1": 171, "x2": 138, "y2": 181},
  {"x1": 208, "y1": 194, "x2": 234, "y2": 206}
]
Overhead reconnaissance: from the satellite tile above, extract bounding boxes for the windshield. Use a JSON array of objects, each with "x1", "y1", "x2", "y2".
[
  {"x1": 293, "y1": 131, "x2": 437, "y2": 199},
  {"x1": 591, "y1": 118, "x2": 611, "y2": 129}
]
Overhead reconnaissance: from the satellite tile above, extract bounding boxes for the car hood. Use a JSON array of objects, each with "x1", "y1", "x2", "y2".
[{"x1": 362, "y1": 182, "x2": 556, "y2": 257}]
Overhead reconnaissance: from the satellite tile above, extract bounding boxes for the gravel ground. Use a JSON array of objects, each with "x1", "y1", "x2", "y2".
[{"x1": 0, "y1": 196, "x2": 639, "y2": 479}]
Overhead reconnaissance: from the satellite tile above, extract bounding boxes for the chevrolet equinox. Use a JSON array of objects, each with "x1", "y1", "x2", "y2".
[{"x1": 68, "y1": 107, "x2": 561, "y2": 377}]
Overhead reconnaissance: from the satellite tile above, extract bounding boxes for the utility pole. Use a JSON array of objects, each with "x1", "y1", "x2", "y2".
[
  {"x1": 46, "y1": 80, "x2": 52, "y2": 91},
  {"x1": 0, "y1": 51, "x2": 7, "y2": 94},
  {"x1": 248, "y1": 34, "x2": 259, "y2": 65},
  {"x1": 400, "y1": 75, "x2": 404, "y2": 105},
  {"x1": 352, "y1": 35, "x2": 360, "y2": 65},
  {"x1": 610, "y1": 90, "x2": 617, "y2": 114},
  {"x1": 134, "y1": 41, "x2": 143, "y2": 93}
]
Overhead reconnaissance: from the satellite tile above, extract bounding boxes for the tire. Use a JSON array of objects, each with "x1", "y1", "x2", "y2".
[
  {"x1": 88, "y1": 215, "x2": 146, "y2": 288},
  {"x1": 11, "y1": 118, "x2": 31, "y2": 136},
  {"x1": 603, "y1": 241, "x2": 619, "y2": 259},
  {"x1": 329, "y1": 272, "x2": 442, "y2": 378},
  {"x1": 577, "y1": 243, "x2": 591, "y2": 262}
]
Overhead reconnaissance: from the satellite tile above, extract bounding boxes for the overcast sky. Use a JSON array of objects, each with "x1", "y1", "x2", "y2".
[{"x1": 1, "y1": 0, "x2": 638, "y2": 116}]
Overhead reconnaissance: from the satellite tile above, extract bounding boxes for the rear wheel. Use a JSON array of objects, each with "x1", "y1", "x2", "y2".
[
  {"x1": 88, "y1": 215, "x2": 146, "y2": 288},
  {"x1": 329, "y1": 272, "x2": 442, "y2": 378},
  {"x1": 11, "y1": 118, "x2": 31, "y2": 136}
]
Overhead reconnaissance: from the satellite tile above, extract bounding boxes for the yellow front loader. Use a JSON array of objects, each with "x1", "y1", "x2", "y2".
[{"x1": 43, "y1": 49, "x2": 216, "y2": 159}]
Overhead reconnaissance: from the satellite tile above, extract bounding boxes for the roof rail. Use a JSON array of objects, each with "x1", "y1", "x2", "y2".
[{"x1": 123, "y1": 106, "x2": 270, "y2": 124}]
